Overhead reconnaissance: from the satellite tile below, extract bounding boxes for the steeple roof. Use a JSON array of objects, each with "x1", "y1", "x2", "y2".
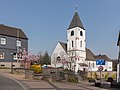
[{"x1": 68, "y1": 12, "x2": 85, "y2": 30}]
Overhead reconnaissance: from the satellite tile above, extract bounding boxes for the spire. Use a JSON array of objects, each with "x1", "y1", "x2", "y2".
[
  {"x1": 117, "y1": 31, "x2": 120, "y2": 46},
  {"x1": 68, "y1": 8, "x2": 85, "y2": 30}
]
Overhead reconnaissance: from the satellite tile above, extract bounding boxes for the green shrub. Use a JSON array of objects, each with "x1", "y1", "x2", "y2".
[
  {"x1": 104, "y1": 73, "x2": 109, "y2": 80},
  {"x1": 0, "y1": 67, "x2": 9, "y2": 69},
  {"x1": 68, "y1": 75, "x2": 78, "y2": 83},
  {"x1": 63, "y1": 69, "x2": 68, "y2": 73},
  {"x1": 93, "y1": 72, "x2": 97, "y2": 79},
  {"x1": 88, "y1": 78, "x2": 95, "y2": 82},
  {"x1": 81, "y1": 75, "x2": 88, "y2": 81},
  {"x1": 111, "y1": 73, "x2": 116, "y2": 79}
]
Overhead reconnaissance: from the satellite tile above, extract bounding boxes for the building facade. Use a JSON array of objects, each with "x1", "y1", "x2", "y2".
[
  {"x1": 0, "y1": 24, "x2": 28, "y2": 68},
  {"x1": 67, "y1": 11, "x2": 86, "y2": 72},
  {"x1": 51, "y1": 10, "x2": 113, "y2": 72},
  {"x1": 86, "y1": 48, "x2": 113, "y2": 71},
  {"x1": 51, "y1": 11, "x2": 87, "y2": 72}
]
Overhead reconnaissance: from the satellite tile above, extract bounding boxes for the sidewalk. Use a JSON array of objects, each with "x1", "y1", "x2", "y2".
[{"x1": 0, "y1": 69, "x2": 118, "y2": 90}]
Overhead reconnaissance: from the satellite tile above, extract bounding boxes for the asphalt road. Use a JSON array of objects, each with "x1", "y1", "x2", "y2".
[{"x1": 0, "y1": 75, "x2": 25, "y2": 90}]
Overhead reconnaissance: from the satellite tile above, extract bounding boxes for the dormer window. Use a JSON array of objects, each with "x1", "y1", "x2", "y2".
[
  {"x1": 80, "y1": 31, "x2": 83, "y2": 36},
  {"x1": 71, "y1": 31, "x2": 74, "y2": 36}
]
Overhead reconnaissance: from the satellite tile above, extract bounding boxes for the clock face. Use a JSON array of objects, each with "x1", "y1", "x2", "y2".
[{"x1": 96, "y1": 59, "x2": 105, "y2": 65}]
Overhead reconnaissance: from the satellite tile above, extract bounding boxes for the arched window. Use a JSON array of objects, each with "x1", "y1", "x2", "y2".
[
  {"x1": 93, "y1": 63, "x2": 95, "y2": 68},
  {"x1": 71, "y1": 31, "x2": 74, "y2": 36},
  {"x1": 72, "y1": 41, "x2": 74, "y2": 47},
  {"x1": 80, "y1": 41, "x2": 82, "y2": 47},
  {"x1": 57, "y1": 56, "x2": 61, "y2": 61},
  {"x1": 80, "y1": 31, "x2": 83, "y2": 36}
]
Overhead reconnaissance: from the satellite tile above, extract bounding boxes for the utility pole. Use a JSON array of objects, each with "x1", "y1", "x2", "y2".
[
  {"x1": 11, "y1": 53, "x2": 14, "y2": 73},
  {"x1": 16, "y1": 29, "x2": 20, "y2": 68}
]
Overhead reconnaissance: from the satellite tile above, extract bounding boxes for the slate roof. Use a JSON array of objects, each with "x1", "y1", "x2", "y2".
[
  {"x1": 117, "y1": 31, "x2": 120, "y2": 46},
  {"x1": 67, "y1": 12, "x2": 85, "y2": 30},
  {"x1": 0, "y1": 24, "x2": 28, "y2": 40},
  {"x1": 94, "y1": 55, "x2": 112, "y2": 61},
  {"x1": 86, "y1": 48, "x2": 112, "y2": 61},
  {"x1": 86, "y1": 48, "x2": 95, "y2": 61},
  {"x1": 59, "y1": 41, "x2": 67, "y2": 52}
]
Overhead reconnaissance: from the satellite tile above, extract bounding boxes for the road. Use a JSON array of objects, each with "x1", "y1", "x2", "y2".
[
  {"x1": 0, "y1": 75, "x2": 25, "y2": 90},
  {"x1": 0, "y1": 69, "x2": 119, "y2": 90}
]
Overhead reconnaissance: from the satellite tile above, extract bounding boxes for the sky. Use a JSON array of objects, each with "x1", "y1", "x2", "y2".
[{"x1": 0, "y1": 0, "x2": 120, "y2": 59}]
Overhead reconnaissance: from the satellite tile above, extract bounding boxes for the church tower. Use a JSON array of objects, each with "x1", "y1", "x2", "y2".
[{"x1": 67, "y1": 10, "x2": 86, "y2": 72}]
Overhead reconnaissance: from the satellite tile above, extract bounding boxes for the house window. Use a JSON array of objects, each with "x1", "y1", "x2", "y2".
[
  {"x1": 71, "y1": 31, "x2": 74, "y2": 36},
  {"x1": 72, "y1": 41, "x2": 74, "y2": 47},
  {"x1": 80, "y1": 41, "x2": 82, "y2": 47},
  {"x1": 0, "y1": 52, "x2": 4, "y2": 59},
  {"x1": 80, "y1": 31, "x2": 83, "y2": 36},
  {"x1": 0, "y1": 37, "x2": 6, "y2": 45},
  {"x1": 12, "y1": 53, "x2": 17, "y2": 59},
  {"x1": 16, "y1": 40, "x2": 21, "y2": 47}
]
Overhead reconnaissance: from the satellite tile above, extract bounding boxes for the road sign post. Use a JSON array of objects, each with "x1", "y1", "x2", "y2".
[{"x1": 98, "y1": 66, "x2": 103, "y2": 85}]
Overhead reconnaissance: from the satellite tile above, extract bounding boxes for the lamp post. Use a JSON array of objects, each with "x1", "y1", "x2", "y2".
[
  {"x1": 11, "y1": 52, "x2": 14, "y2": 73},
  {"x1": 22, "y1": 48, "x2": 28, "y2": 79}
]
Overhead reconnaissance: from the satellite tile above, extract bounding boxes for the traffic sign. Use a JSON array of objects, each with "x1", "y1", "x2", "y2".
[
  {"x1": 96, "y1": 59, "x2": 105, "y2": 65},
  {"x1": 98, "y1": 66, "x2": 103, "y2": 71}
]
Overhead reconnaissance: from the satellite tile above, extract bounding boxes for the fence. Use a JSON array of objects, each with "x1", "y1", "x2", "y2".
[{"x1": 87, "y1": 71, "x2": 116, "y2": 80}]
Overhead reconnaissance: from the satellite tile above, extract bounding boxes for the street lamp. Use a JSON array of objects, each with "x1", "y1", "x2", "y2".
[
  {"x1": 22, "y1": 48, "x2": 28, "y2": 79},
  {"x1": 11, "y1": 52, "x2": 16, "y2": 73}
]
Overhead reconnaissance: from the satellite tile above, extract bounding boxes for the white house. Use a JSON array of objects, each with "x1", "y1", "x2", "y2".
[
  {"x1": 86, "y1": 48, "x2": 113, "y2": 71},
  {"x1": 51, "y1": 10, "x2": 113, "y2": 72}
]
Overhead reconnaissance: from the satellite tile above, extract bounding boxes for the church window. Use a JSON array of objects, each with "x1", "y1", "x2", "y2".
[
  {"x1": 93, "y1": 63, "x2": 95, "y2": 68},
  {"x1": 57, "y1": 56, "x2": 61, "y2": 61},
  {"x1": 71, "y1": 31, "x2": 74, "y2": 36},
  {"x1": 80, "y1": 31, "x2": 83, "y2": 36},
  {"x1": 72, "y1": 41, "x2": 74, "y2": 47},
  {"x1": 80, "y1": 41, "x2": 82, "y2": 47}
]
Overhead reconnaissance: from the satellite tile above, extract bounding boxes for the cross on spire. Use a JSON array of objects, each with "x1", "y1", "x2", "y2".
[{"x1": 75, "y1": 4, "x2": 78, "y2": 12}]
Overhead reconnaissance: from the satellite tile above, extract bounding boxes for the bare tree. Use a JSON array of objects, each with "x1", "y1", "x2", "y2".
[
  {"x1": 37, "y1": 51, "x2": 43, "y2": 64},
  {"x1": 51, "y1": 53, "x2": 57, "y2": 68},
  {"x1": 66, "y1": 50, "x2": 76, "y2": 71},
  {"x1": 59, "y1": 52, "x2": 67, "y2": 68}
]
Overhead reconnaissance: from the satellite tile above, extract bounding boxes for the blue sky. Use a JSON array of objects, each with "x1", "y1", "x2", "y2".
[{"x1": 0, "y1": 0, "x2": 120, "y2": 59}]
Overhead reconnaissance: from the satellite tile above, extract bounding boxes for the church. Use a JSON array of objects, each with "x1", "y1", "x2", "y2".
[{"x1": 51, "y1": 10, "x2": 113, "y2": 73}]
